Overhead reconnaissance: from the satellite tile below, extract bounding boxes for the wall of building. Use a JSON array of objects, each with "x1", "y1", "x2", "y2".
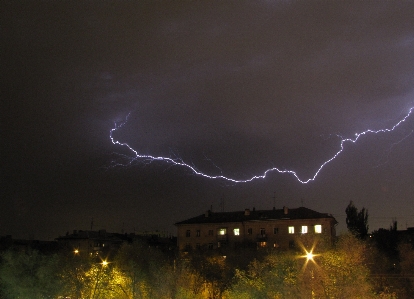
[{"x1": 177, "y1": 218, "x2": 336, "y2": 251}]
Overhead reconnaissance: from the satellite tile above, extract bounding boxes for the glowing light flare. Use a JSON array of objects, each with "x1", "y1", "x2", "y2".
[
  {"x1": 300, "y1": 249, "x2": 320, "y2": 271},
  {"x1": 109, "y1": 107, "x2": 414, "y2": 184},
  {"x1": 306, "y1": 251, "x2": 315, "y2": 261}
]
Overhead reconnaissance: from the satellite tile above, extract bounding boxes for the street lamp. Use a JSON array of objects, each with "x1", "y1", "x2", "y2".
[{"x1": 306, "y1": 251, "x2": 314, "y2": 261}]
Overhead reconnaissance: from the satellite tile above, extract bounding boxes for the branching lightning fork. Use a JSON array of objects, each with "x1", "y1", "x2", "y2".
[{"x1": 110, "y1": 107, "x2": 414, "y2": 184}]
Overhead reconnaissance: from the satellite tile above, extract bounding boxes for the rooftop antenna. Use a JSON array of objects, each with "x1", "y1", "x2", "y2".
[
  {"x1": 90, "y1": 218, "x2": 94, "y2": 230},
  {"x1": 272, "y1": 192, "x2": 276, "y2": 208}
]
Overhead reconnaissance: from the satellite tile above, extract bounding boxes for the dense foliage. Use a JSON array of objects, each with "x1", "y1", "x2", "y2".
[{"x1": 1, "y1": 232, "x2": 413, "y2": 299}]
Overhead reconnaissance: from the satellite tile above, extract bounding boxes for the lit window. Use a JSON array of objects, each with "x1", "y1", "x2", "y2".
[
  {"x1": 315, "y1": 225, "x2": 322, "y2": 234},
  {"x1": 218, "y1": 228, "x2": 226, "y2": 235},
  {"x1": 258, "y1": 241, "x2": 267, "y2": 248},
  {"x1": 302, "y1": 226, "x2": 308, "y2": 234},
  {"x1": 288, "y1": 226, "x2": 295, "y2": 234},
  {"x1": 233, "y1": 228, "x2": 240, "y2": 236}
]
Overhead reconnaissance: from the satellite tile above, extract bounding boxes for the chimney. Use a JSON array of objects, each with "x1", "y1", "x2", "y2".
[
  {"x1": 283, "y1": 206, "x2": 288, "y2": 215},
  {"x1": 244, "y1": 209, "x2": 250, "y2": 216}
]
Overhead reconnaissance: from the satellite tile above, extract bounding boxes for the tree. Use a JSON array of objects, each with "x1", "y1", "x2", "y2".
[
  {"x1": 312, "y1": 233, "x2": 375, "y2": 298},
  {"x1": 225, "y1": 252, "x2": 300, "y2": 299},
  {"x1": 346, "y1": 201, "x2": 369, "y2": 239},
  {"x1": 0, "y1": 249, "x2": 64, "y2": 299},
  {"x1": 113, "y1": 240, "x2": 176, "y2": 299},
  {"x1": 188, "y1": 252, "x2": 232, "y2": 299}
]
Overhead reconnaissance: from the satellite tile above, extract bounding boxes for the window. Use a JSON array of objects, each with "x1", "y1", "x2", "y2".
[
  {"x1": 233, "y1": 228, "x2": 240, "y2": 236},
  {"x1": 288, "y1": 226, "x2": 295, "y2": 234},
  {"x1": 273, "y1": 227, "x2": 279, "y2": 234},
  {"x1": 208, "y1": 230, "x2": 213, "y2": 236},
  {"x1": 258, "y1": 241, "x2": 267, "y2": 248},
  {"x1": 218, "y1": 228, "x2": 227, "y2": 235},
  {"x1": 315, "y1": 225, "x2": 322, "y2": 234},
  {"x1": 196, "y1": 243, "x2": 201, "y2": 249},
  {"x1": 289, "y1": 240, "x2": 295, "y2": 248},
  {"x1": 196, "y1": 230, "x2": 200, "y2": 237},
  {"x1": 208, "y1": 243, "x2": 214, "y2": 250},
  {"x1": 186, "y1": 230, "x2": 190, "y2": 237},
  {"x1": 247, "y1": 228, "x2": 252, "y2": 235},
  {"x1": 301, "y1": 226, "x2": 308, "y2": 234},
  {"x1": 260, "y1": 228, "x2": 266, "y2": 236}
]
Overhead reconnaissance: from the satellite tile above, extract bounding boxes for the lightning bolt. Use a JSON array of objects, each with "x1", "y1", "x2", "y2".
[{"x1": 110, "y1": 107, "x2": 414, "y2": 184}]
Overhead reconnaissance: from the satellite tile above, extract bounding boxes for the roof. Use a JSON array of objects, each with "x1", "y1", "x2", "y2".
[{"x1": 175, "y1": 207, "x2": 337, "y2": 225}]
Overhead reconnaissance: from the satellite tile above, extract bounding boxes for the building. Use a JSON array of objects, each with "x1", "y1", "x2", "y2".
[
  {"x1": 0, "y1": 235, "x2": 59, "y2": 254},
  {"x1": 175, "y1": 206, "x2": 337, "y2": 251},
  {"x1": 56, "y1": 229, "x2": 176, "y2": 257},
  {"x1": 56, "y1": 229, "x2": 130, "y2": 258}
]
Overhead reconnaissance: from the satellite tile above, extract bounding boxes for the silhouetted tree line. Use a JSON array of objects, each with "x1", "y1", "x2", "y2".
[{"x1": 0, "y1": 202, "x2": 412, "y2": 298}]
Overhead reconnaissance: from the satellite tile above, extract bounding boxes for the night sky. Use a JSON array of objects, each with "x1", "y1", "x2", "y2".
[{"x1": 3, "y1": 1, "x2": 414, "y2": 241}]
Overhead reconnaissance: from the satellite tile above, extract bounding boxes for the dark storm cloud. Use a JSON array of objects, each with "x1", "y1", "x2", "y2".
[
  {"x1": 2, "y1": 1, "x2": 414, "y2": 240},
  {"x1": 107, "y1": 1, "x2": 414, "y2": 176}
]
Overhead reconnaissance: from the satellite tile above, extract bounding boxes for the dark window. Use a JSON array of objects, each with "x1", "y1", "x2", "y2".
[
  {"x1": 208, "y1": 230, "x2": 213, "y2": 236},
  {"x1": 247, "y1": 228, "x2": 252, "y2": 235},
  {"x1": 186, "y1": 230, "x2": 190, "y2": 237},
  {"x1": 196, "y1": 230, "x2": 200, "y2": 237},
  {"x1": 196, "y1": 243, "x2": 201, "y2": 249},
  {"x1": 273, "y1": 227, "x2": 279, "y2": 234},
  {"x1": 260, "y1": 228, "x2": 266, "y2": 236},
  {"x1": 289, "y1": 240, "x2": 295, "y2": 248},
  {"x1": 208, "y1": 243, "x2": 213, "y2": 250}
]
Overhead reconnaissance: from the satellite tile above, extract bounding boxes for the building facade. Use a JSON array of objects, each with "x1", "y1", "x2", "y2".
[{"x1": 175, "y1": 206, "x2": 337, "y2": 251}]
